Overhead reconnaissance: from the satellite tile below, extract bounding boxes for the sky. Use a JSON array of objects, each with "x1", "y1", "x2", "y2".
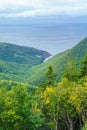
[{"x1": 0, "y1": 0, "x2": 87, "y2": 17}]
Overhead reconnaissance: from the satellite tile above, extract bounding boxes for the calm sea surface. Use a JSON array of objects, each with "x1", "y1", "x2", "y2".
[{"x1": 0, "y1": 23, "x2": 87, "y2": 55}]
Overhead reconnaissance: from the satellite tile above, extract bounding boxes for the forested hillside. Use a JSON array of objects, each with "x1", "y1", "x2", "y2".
[
  {"x1": 28, "y1": 37, "x2": 87, "y2": 85},
  {"x1": 0, "y1": 43, "x2": 50, "y2": 64},
  {"x1": 0, "y1": 43, "x2": 51, "y2": 81}
]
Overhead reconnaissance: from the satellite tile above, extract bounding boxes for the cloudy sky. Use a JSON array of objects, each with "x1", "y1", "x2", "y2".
[{"x1": 0, "y1": 0, "x2": 87, "y2": 17}]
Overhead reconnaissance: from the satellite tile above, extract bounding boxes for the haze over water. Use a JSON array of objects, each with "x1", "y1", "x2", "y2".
[
  {"x1": 0, "y1": 0, "x2": 87, "y2": 55},
  {"x1": 0, "y1": 23, "x2": 87, "y2": 55}
]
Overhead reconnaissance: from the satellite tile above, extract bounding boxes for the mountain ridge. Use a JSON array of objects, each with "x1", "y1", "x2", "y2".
[{"x1": 27, "y1": 37, "x2": 87, "y2": 85}]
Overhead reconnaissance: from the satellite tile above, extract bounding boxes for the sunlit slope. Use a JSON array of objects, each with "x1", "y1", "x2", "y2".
[{"x1": 28, "y1": 37, "x2": 87, "y2": 85}]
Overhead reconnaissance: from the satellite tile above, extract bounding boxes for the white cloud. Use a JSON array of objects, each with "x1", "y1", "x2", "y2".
[
  {"x1": 0, "y1": 0, "x2": 44, "y2": 9},
  {"x1": 0, "y1": 0, "x2": 87, "y2": 17}
]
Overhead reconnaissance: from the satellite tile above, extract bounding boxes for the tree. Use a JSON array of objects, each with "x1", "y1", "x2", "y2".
[
  {"x1": 42, "y1": 78, "x2": 78, "y2": 130},
  {"x1": 45, "y1": 66, "x2": 55, "y2": 86},
  {"x1": 0, "y1": 83, "x2": 44, "y2": 130},
  {"x1": 69, "y1": 77, "x2": 87, "y2": 130},
  {"x1": 42, "y1": 86, "x2": 60, "y2": 130},
  {"x1": 80, "y1": 52, "x2": 87, "y2": 78},
  {"x1": 64, "y1": 53, "x2": 79, "y2": 82}
]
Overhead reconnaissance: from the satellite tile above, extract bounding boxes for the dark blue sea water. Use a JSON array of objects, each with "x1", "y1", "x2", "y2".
[{"x1": 0, "y1": 23, "x2": 87, "y2": 55}]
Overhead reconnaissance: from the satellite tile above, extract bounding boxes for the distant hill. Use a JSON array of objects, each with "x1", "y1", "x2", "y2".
[
  {"x1": 0, "y1": 43, "x2": 51, "y2": 81},
  {"x1": 0, "y1": 43, "x2": 51, "y2": 65},
  {"x1": 27, "y1": 37, "x2": 87, "y2": 85}
]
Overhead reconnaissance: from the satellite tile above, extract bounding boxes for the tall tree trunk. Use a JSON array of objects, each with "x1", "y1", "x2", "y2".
[
  {"x1": 79, "y1": 117, "x2": 84, "y2": 130},
  {"x1": 55, "y1": 121, "x2": 58, "y2": 130},
  {"x1": 70, "y1": 122, "x2": 73, "y2": 130},
  {"x1": 67, "y1": 114, "x2": 73, "y2": 130},
  {"x1": 54, "y1": 119, "x2": 58, "y2": 130}
]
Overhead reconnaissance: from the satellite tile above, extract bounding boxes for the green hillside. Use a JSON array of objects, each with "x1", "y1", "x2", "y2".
[
  {"x1": 28, "y1": 37, "x2": 87, "y2": 85},
  {"x1": 0, "y1": 43, "x2": 51, "y2": 81}
]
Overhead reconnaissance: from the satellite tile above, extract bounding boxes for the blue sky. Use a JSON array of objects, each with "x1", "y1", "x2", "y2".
[{"x1": 0, "y1": 0, "x2": 87, "y2": 17}]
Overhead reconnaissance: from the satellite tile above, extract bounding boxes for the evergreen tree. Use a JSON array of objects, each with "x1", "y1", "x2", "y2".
[
  {"x1": 80, "y1": 52, "x2": 87, "y2": 78},
  {"x1": 45, "y1": 66, "x2": 55, "y2": 86},
  {"x1": 64, "y1": 53, "x2": 79, "y2": 82}
]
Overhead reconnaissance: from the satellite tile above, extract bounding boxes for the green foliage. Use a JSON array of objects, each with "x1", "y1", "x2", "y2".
[
  {"x1": 80, "y1": 52, "x2": 87, "y2": 78},
  {"x1": 39, "y1": 56, "x2": 87, "y2": 130},
  {"x1": 82, "y1": 124, "x2": 87, "y2": 130},
  {"x1": 28, "y1": 37, "x2": 87, "y2": 85},
  {"x1": 64, "y1": 52, "x2": 79, "y2": 82},
  {"x1": 0, "y1": 50, "x2": 87, "y2": 129},
  {"x1": 0, "y1": 81, "x2": 43, "y2": 130},
  {"x1": 41, "y1": 77, "x2": 87, "y2": 130},
  {"x1": 45, "y1": 66, "x2": 56, "y2": 86},
  {"x1": 0, "y1": 43, "x2": 50, "y2": 64},
  {"x1": 0, "y1": 42, "x2": 51, "y2": 82}
]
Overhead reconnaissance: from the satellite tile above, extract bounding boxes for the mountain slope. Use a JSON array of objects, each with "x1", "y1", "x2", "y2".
[
  {"x1": 27, "y1": 37, "x2": 87, "y2": 85},
  {"x1": 0, "y1": 43, "x2": 51, "y2": 65},
  {"x1": 0, "y1": 43, "x2": 51, "y2": 81}
]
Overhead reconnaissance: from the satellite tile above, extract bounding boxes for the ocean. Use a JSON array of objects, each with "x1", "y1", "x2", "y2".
[{"x1": 0, "y1": 23, "x2": 87, "y2": 55}]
